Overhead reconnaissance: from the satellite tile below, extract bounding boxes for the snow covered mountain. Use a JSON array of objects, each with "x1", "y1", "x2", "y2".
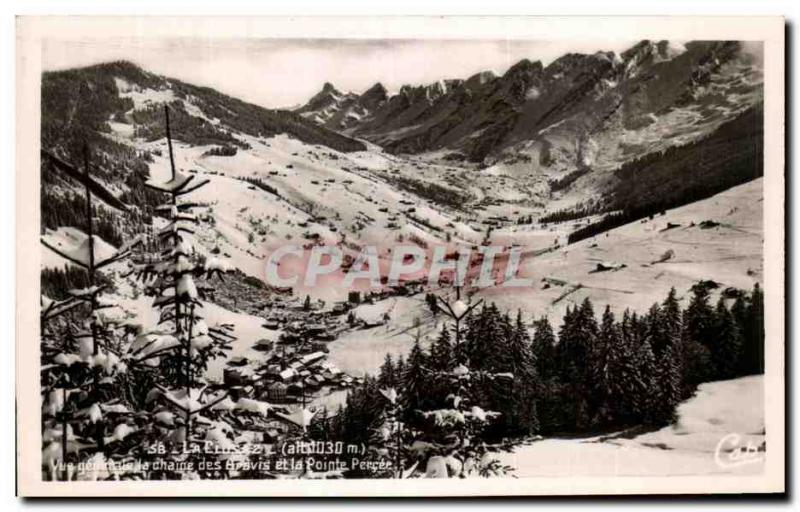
[
  {"x1": 34, "y1": 40, "x2": 770, "y2": 484},
  {"x1": 40, "y1": 43, "x2": 764, "y2": 314},
  {"x1": 297, "y1": 40, "x2": 762, "y2": 169},
  {"x1": 40, "y1": 61, "x2": 485, "y2": 299},
  {"x1": 292, "y1": 39, "x2": 763, "y2": 245}
]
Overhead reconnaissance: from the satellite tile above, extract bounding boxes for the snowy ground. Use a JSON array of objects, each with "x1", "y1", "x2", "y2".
[
  {"x1": 496, "y1": 375, "x2": 765, "y2": 477},
  {"x1": 42, "y1": 89, "x2": 766, "y2": 435},
  {"x1": 326, "y1": 296, "x2": 446, "y2": 376},
  {"x1": 482, "y1": 178, "x2": 763, "y2": 324},
  {"x1": 326, "y1": 180, "x2": 763, "y2": 377},
  {"x1": 42, "y1": 127, "x2": 764, "y2": 390},
  {"x1": 136, "y1": 133, "x2": 490, "y2": 300}
]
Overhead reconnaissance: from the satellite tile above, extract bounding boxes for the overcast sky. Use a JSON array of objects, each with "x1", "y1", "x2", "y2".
[{"x1": 42, "y1": 38, "x2": 640, "y2": 108}]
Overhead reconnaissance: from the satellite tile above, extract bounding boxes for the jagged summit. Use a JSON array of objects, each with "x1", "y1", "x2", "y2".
[
  {"x1": 465, "y1": 70, "x2": 498, "y2": 89},
  {"x1": 295, "y1": 39, "x2": 762, "y2": 165},
  {"x1": 504, "y1": 58, "x2": 543, "y2": 78},
  {"x1": 365, "y1": 82, "x2": 387, "y2": 94},
  {"x1": 359, "y1": 82, "x2": 388, "y2": 110}
]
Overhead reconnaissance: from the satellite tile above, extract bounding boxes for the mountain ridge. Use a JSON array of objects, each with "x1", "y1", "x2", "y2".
[
  {"x1": 296, "y1": 40, "x2": 762, "y2": 168},
  {"x1": 38, "y1": 46, "x2": 764, "y2": 291}
]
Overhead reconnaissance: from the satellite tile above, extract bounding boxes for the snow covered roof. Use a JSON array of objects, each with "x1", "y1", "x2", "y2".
[
  {"x1": 300, "y1": 351, "x2": 326, "y2": 365},
  {"x1": 276, "y1": 407, "x2": 316, "y2": 429}
]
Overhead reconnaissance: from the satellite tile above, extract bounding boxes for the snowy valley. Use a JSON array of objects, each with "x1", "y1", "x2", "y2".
[{"x1": 37, "y1": 39, "x2": 766, "y2": 481}]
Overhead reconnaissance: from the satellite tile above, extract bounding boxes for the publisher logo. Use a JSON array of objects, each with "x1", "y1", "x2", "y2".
[{"x1": 714, "y1": 433, "x2": 764, "y2": 469}]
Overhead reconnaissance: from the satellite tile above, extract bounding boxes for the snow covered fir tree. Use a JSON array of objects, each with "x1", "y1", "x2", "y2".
[
  {"x1": 40, "y1": 108, "x2": 316, "y2": 480},
  {"x1": 37, "y1": 40, "x2": 767, "y2": 480},
  {"x1": 326, "y1": 284, "x2": 764, "y2": 477}
]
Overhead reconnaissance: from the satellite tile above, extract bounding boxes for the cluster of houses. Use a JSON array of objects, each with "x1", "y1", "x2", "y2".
[
  {"x1": 224, "y1": 348, "x2": 363, "y2": 408},
  {"x1": 219, "y1": 278, "x2": 429, "y2": 415},
  {"x1": 222, "y1": 297, "x2": 364, "y2": 407}
]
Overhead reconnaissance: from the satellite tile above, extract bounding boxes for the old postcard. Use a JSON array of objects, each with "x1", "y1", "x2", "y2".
[{"x1": 15, "y1": 16, "x2": 785, "y2": 496}]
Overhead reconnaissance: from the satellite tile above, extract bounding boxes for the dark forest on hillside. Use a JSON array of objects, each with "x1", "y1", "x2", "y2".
[
  {"x1": 567, "y1": 106, "x2": 763, "y2": 244},
  {"x1": 321, "y1": 283, "x2": 764, "y2": 477}
]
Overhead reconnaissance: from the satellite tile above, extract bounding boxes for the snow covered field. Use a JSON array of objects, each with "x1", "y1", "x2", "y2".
[
  {"x1": 41, "y1": 123, "x2": 764, "y2": 387},
  {"x1": 497, "y1": 375, "x2": 765, "y2": 477},
  {"x1": 39, "y1": 77, "x2": 767, "y2": 449},
  {"x1": 325, "y1": 180, "x2": 763, "y2": 377},
  {"x1": 326, "y1": 296, "x2": 443, "y2": 375},
  {"x1": 484, "y1": 178, "x2": 763, "y2": 324}
]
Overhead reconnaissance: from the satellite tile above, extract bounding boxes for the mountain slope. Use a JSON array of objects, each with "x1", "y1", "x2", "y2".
[
  {"x1": 40, "y1": 61, "x2": 486, "y2": 294},
  {"x1": 40, "y1": 50, "x2": 765, "y2": 308},
  {"x1": 296, "y1": 40, "x2": 762, "y2": 171},
  {"x1": 497, "y1": 375, "x2": 764, "y2": 477},
  {"x1": 40, "y1": 61, "x2": 368, "y2": 255},
  {"x1": 325, "y1": 178, "x2": 764, "y2": 377},
  {"x1": 43, "y1": 61, "x2": 366, "y2": 155}
]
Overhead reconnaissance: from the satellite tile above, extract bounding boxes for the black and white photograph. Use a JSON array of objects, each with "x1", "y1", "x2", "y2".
[{"x1": 13, "y1": 15, "x2": 785, "y2": 497}]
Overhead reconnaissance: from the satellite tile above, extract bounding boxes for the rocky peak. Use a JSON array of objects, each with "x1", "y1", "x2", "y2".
[
  {"x1": 359, "y1": 82, "x2": 388, "y2": 108},
  {"x1": 293, "y1": 39, "x2": 762, "y2": 166},
  {"x1": 503, "y1": 59, "x2": 544, "y2": 79},
  {"x1": 463, "y1": 70, "x2": 498, "y2": 92},
  {"x1": 364, "y1": 82, "x2": 387, "y2": 95},
  {"x1": 296, "y1": 82, "x2": 350, "y2": 114}
]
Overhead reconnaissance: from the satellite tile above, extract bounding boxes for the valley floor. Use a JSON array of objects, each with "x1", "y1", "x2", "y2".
[
  {"x1": 39, "y1": 126, "x2": 767, "y2": 478},
  {"x1": 323, "y1": 178, "x2": 763, "y2": 382}
]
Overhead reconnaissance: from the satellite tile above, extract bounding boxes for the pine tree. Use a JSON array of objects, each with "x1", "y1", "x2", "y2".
[
  {"x1": 680, "y1": 334, "x2": 713, "y2": 396},
  {"x1": 710, "y1": 297, "x2": 743, "y2": 380},
  {"x1": 556, "y1": 299, "x2": 597, "y2": 430},
  {"x1": 684, "y1": 285, "x2": 714, "y2": 348},
  {"x1": 740, "y1": 283, "x2": 765, "y2": 375},
  {"x1": 530, "y1": 316, "x2": 560, "y2": 433},
  {"x1": 369, "y1": 387, "x2": 407, "y2": 479},
  {"x1": 633, "y1": 339, "x2": 658, "y2": 424},
  {"x1": 646, "y1": 303, "x2": 669, "y2": 356},
  {"x1": 409, "y1": 298, "x2": 506, "y2": 477},
  {"x1": 505, "y1": 311, "x2": 538, "y2": 435},
  {"x1": 662, "y1": 287, "x2": 682, "y2": 333},
  {"x1": 601, "y1": 307, "x2": 646, "y2": 426},
  {"x1": 378, "y1": 354, "x2": 397, "y2": 389},
  {"x1": 465, "y1": 304, "x2": 501, "y2": 370},
  {"x1": 429, "y1": 325, "x2": 454, "y2": 373},
  {"x1": 592, "y1": 305, "x2": 618, "y2": 424},
  {"x1": 531, "y1": 316, "x2": 556, "y2": 379},
  {"x1": 651, "y1": 341, "x2": 682, "y2": 424},
  {"x1": 425, "y1": 293, "x2": 439, "y2": 316},
  {"x1": 128, "y1": 106, "x2": 248, "y2": 478},
  {"x1": 395, "y1": 356, "x2": 406, "y2": 387},
  {"x1": 40, "y1": 144, "x2": 132, "y2": 480},
  {"x1": 402, "y1": 334, "x2": 429, "y2": 426}
]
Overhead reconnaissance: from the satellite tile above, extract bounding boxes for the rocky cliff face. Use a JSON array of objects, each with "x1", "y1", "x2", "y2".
[
  {"x1": 295, "y1": 40, "x2": 762, "y2": 170},
  {"x1": 296, "y1": 81, "x2": 389, "y2": 130}
]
